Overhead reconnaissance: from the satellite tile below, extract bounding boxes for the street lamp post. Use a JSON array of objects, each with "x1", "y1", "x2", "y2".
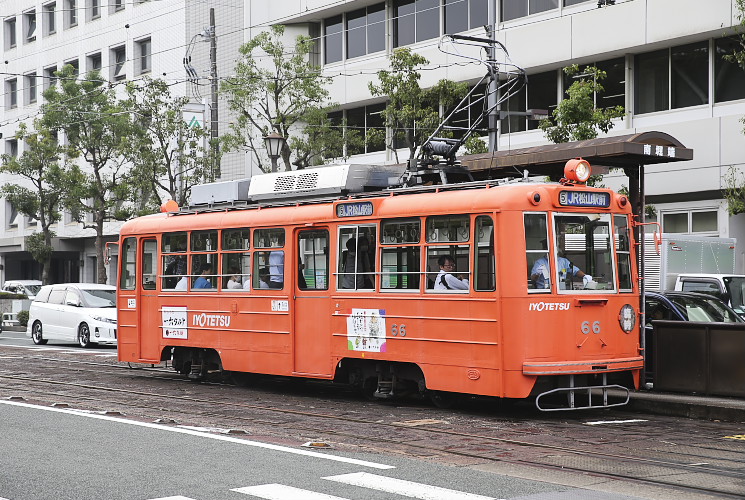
[{"x1": 263, "y1": 132, "x2": 286, "y2": 172}]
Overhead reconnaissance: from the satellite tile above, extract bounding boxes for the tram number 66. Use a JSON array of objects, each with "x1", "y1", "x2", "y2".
[
  {"x1": 581, "y1": 321, "x2": 601, "y2": 335},
  {"x1": 391, "y1": 324, "x2": 407, "y2": 337}
]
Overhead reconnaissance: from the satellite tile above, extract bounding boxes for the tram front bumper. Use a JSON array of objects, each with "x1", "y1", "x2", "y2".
[{"x1": 522, "y1": 356, "x2": 644, "y2": 376}]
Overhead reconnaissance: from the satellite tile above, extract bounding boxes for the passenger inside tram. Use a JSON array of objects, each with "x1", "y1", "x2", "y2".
[{"x1": 434, "y1": 254, "x2": 469, "y2": 290}]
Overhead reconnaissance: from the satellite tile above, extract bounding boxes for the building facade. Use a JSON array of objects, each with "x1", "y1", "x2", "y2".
[
  {"x1": 2, "y1": 0, "x2": 745, "y2": 286},
  {"x1": 249, "y1": 0, "x2": 745, "y2": 271},
  {"x1": 0, "y1": 0, "x2": 242, "y2": 285}
]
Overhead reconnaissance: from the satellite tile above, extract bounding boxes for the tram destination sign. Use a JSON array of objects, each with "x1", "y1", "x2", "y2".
[
  {"x1": 337, "y1": 201, "x2": 374, "y2": 218},
  {"x1": 559, "y1": 191, "x2": 610, "y2": 208}
]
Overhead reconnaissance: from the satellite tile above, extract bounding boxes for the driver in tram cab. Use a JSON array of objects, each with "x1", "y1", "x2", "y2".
[
  {"x1": 434, "y1": 255, "x2": 469, "y2": 290},
  {"x1": 530, "y1": 237, "x2": 592, "y2": 289}
]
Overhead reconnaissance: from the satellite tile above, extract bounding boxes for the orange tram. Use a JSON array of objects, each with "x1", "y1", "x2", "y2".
[{"x1": 117, "y1": 160, "x2": 643, "y2": 411}]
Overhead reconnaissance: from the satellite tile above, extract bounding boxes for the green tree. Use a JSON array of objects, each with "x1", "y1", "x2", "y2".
[
  {"x1": 288, "y1": 107, "x2": 362, "y2": 168},
  {"x1": 122, "y1": 77, "x2": 213, "y2": 210},
  {"x1": 368, "y1": 48, "x2": 468, "y2": 163},
  {"x1": 0, "y1": 123, "x2": 86, "y2": 284},
  {"x1": 539, "y1": 65, "x2": 625, "y2": 144},
  {"x1": 221, "y1": 24, "x2": 336, "y2": 171},
  {"x1": 41, "y1": 65, "x2": 135, "y2": 284}
]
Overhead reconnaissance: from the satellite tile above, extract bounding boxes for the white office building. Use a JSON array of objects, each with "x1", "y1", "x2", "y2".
[
  {"x1": 249, "y1": 0, "x2": 745, "y2": 271},
  {"x1": 2, "y1": 0, "x2": 745, "y2": 284}
]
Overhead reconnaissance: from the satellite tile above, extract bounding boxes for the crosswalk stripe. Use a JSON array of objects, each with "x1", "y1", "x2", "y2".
[
  {"x1": 232, "y1": 484, "x2": 350, "y2": 500},
  {"x1": 323, "y1": 472, "x2": 500, "y2": 500}
]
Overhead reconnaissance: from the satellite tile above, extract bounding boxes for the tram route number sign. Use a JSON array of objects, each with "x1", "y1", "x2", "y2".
[
  {"x1": 337, "y1": 201, "x2": 374, "y2": 218},
  {"x1": 559, "y1": 190, "x2": 610, "y2": 208}
]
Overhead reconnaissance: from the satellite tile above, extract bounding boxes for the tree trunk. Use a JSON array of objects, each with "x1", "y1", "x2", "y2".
[{"x1": 96, "y1": 214, "x2": 107, "y2": 284}]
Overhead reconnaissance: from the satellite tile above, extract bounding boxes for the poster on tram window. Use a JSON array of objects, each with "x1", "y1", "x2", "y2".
[
  {"x1": 347, "y1": 308, "x2": 387, "y2": 353},
  {"x1": 162, "y1": 306, "x2": 188, "y2": 339}
]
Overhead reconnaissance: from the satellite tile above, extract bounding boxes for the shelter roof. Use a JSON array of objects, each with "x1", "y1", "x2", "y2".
[{"x1": 458, "y1": 131, "x2": 693, "y2": 179}]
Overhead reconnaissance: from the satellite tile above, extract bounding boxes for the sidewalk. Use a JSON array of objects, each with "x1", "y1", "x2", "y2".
[{"x1": 620, "y1": 388, "x2": 745, "y2": 422}]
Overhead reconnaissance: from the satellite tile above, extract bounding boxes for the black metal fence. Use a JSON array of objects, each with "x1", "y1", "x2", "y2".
[{"x1": 650, "y1": 321, "x2": 745, "y2": 397}]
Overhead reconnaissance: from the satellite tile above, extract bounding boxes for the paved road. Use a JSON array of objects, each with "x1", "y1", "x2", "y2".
[{"x1": 0, "y1": 399, "x2": 649, "y2": 500}]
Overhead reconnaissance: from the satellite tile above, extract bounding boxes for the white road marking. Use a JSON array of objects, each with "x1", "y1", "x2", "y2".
[
  {"x1": 323, "y1": 472, "x2": 499, "y2": 500},
  {"x1": 148, "y1": 497, "x2": 196, "y2": 500},
  {"x1": 584, "y1": 419, "x2": 648, "y2": 425},
  {"x1": 233, "y1": 484, "x2": 349, "y2": 499},
  {"x1": 0, "y1": 400, "x2": 394, "y2": 470}
]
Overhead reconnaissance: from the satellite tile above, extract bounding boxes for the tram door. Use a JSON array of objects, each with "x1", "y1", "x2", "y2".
[
  {"x1": 293, "y1": 229, "x2": 333, "y2": 377},
  {"x1": 138, "y1": 237, "x2": 161, "y2": 361}
]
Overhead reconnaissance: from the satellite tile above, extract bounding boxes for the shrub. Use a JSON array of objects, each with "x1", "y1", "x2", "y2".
[{"x1": 17, "y1": 310, "x2": 29, "y2": 327}]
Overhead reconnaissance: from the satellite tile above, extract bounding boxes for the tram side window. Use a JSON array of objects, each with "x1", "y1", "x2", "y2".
[
  {"x1": 142, "y1": 239, "x2": 157, "y2": 290},
  {"x1": 191, "y1": 230, "x2": 218, "y2": 290},
  {"x1": 120, "y1": 237, "x2": 136, "y2": 290},
  {"x1": 380, "y1": 218, "x2": 420, "y2": 290},
  {"x1": 614, "y1": 215, "x2": 633, "y2": 291},
  {"x1": 221, "y1": 228, "x2": 250, "y2": 290},
  {"x1": 162, "y1": 232, "x2": 187, "y2": 290},
  {"x1": 475, "y1": 216, "x2": 495, "y2": 291},
  {"x1": 338, "y1": 225, "x2": 376, "y2": 290},
  {"x1": 299, "y1": 230, "x2": 329, "y2": 290},
  {"x1": 525, "y1": 213, "x2": 550, "y2": 292},
  {"x1": 425, "y1": 215, "x2": 470, "y2": 292},
  {"x1": 254, "y1": 228, "x2": 284, "y2": 289}
]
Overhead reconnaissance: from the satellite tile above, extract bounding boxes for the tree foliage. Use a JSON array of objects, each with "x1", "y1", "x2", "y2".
[
  {"x1": 221, "y1": 24, "x2": 337, "y2": 171},
  {"x1": 0, "y1": 122, "x2": 85, "y2": 284},
  {"x1": 368, "y1": 48, "x2": 468, "y2": 163},
  {"x1": 122, "y1": 77, "x2": 213, "y2": 210},
  {"x1": 539, "y1": 65, "x2": 625, "y2": 144},
  {"x1": 41, "y1": 65, "x2": 135, "y2": 283},
  {"x1": 289, "y1": 106, "x2": 362, "y2": 169}
]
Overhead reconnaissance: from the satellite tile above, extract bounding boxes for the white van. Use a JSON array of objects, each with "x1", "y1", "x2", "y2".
[
  {"x1": 27, "y1": 283, "x2": 117, "y2": 347},
  {"x1": 2, "y1": 280, "x2": 42, "y2": 299}
]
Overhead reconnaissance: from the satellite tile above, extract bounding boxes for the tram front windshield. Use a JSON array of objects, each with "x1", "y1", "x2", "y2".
[{"x1": 553, "y1": 213, "x2": 615, "y2": 292}]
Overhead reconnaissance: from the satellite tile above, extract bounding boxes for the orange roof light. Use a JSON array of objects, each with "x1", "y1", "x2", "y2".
[{"x1": 564, "y1": 158, "x2": 592, "y2": 184}]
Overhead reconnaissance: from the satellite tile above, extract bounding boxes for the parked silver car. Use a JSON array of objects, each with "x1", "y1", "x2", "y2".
[{"x1": 27, "y1": 283, "x2": 117, "y2": 347}]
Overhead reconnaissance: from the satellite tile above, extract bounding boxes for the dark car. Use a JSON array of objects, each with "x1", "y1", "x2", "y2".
[{"x1": 644, "y1": 290, "x2": 743, "y2": 384}]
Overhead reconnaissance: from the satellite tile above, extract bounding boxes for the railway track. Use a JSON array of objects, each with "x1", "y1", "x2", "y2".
[{"x1": 0, "y1": 350, "x2": 743, "y2": 500}]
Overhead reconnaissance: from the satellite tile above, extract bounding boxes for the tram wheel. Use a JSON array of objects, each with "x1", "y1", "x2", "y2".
[
  {"x1": 428, "y1": 390, "x2": 457, "y2": 409},
  {"x1": 31, "y1": 322, "x2": 47, "y2": 345},
  {"x1": 360, "y1": 377, "x2": 378, "y2": 401},
  {"x1": 78, "y1": 323, "x2": 92, "y2": 348}
]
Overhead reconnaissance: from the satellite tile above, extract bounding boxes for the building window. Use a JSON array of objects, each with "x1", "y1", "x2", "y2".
[
  {"x1": 111, "y1": 0, "x2": 124, "y2": 13},
  {"x1": 111, "y1": 45, "x2": 126, "y2": 80},
  {"x1": 4, "y1": 17, "x2": 17, "y2": 49},
  {"x1": 394, "y1": 0, "x2": 439, "y2": 48},
  {"x1": 43, "y1": 2, "x2": 56, "y2": 36},
  {"x1": 136, "y1": 37, "x2": 151, "y2": 74},
  {"x1": 561, "y1": 57, "x2": 625, "y2": 111},
  {"x1": 64, "y1": 0, "x2": 78, "y2": 28},
  {"x1": 444, "y1": 0, "x2": 488, "y2": 34},
  {"x1": 714, "y1": 37, "x2": 745, "y2": 103},
  {"x1": 65, "y1": 58, "x2": 79, "y2": 77},
  {"x1": 502, "y1": 0, "x2": 558, "y2": 22},
  {"x1": 24, "y1": 72, "x2": 37, "y2": 104},
  {"x1": 6, "y1": 79, "x2": 18, "y2": 109},
  {"x1": 87, "y1": 0, "x2": 100, "y2": 20},
  {"x1": 23, "y1": 10, "x2": 37, "y2": 43},
  {"x1": 564, "y1": 0, "x2": 591, "y2": 5},
  {"x1": 346, "y1": 3, "x2": 385, "y2": 59},
  {"x1": 662, "y1": 210, "x2": 718, "y2": 234},
  {"x1": 449, "y1": 84, "x2": 487, "y2": 139},
  {"x1": 43, "y1": 65, "x2": 57, "y2": 91},
  {"x1": 346, "y1": 103, "x2": 386, "y2": 155},
  {"x1": 87, "y1": 52, "x2": 102, "y2": 73},
  {"x1": 5, "y1": 139, "x2": 19, "y2": 158},
  {"x1": 7, "y1": 203, "x2": 20, "y2": 229},
  {"x1": 324, "y1": 15, "x2": 343, "y2": 64},
  {"x1": 635, "y1": 42, "x2": 708, "y2": 114}
]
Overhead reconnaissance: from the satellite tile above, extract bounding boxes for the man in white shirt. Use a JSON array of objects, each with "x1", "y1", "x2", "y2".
[{"x1": 434, "y1": 255, "x2": 469, "y2": 291}]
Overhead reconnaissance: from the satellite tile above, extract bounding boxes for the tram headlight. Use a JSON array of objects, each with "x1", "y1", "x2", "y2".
[
  {"x1": 618, "y1": 304, "x2": 636, "y2": 333},
  {"x1": 564, "y1": 158, "x2": 592, "y2": 183}
]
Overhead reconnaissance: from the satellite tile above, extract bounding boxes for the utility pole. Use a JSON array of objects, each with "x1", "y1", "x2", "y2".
[
  {"x1": 209, "y1": 8, "x2": 219, "y2": 181},
  {"x1": 487, "y1": 1, "x2": 498, "y2": 152}
]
